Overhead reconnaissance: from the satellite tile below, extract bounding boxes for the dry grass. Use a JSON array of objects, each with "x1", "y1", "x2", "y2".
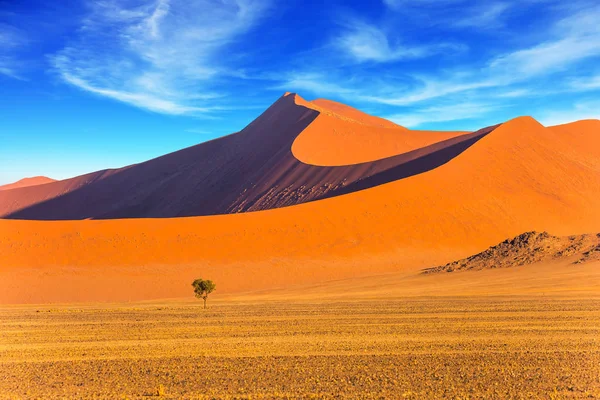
[{"x1": 1, "y1": 297, "x2": 599, "y2": 399}]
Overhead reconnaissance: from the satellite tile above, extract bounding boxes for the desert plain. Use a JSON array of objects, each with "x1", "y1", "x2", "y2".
[
  {"x1": 1, "y1": 257, "x2": 600, "y2": 399},
  {"x1": 1, "y1": 295, "x2": 599, "y2": 399}
]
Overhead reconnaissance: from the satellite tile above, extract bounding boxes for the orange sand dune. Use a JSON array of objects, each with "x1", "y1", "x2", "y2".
[
  {"x1": 294, "y1": 98, "x2": 468, "y2": 165},
  {"x1": 0, "y1": 94, "x2": 489, "y2": 219},
  {"x1": 1, "y1": 112, "x2": 599, "y2": 303},
  {"x1": 0, "y1": 176, "x2": 56, "y2": 191},
  {"x1": 310, "y1": 98, "x2": 403, "y2": 128}
]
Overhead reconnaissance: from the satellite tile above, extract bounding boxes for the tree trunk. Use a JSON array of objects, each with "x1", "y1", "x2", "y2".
[{"x1": 203, "y1": 297, "x2": 207, "y2": 309}]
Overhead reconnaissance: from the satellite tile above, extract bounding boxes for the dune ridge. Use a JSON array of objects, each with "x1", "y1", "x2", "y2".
[
  {"x1": 0, "y1": 176, "x2": 56, "y2": 191},
  {"x1": 309, "y1": 98, "x2": 404, "y2": 128}
]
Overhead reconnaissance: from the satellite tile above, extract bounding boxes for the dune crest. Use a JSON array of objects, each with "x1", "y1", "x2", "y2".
[
  {"x1": 0, "y1": 176, "x2": 56, "y2": 191},
  {"x1": 291, "y1": 101, "x2": 470, "y2": 166},
  {"x1": 310, "y1": 98, "x2": 403, "y2": 129}
]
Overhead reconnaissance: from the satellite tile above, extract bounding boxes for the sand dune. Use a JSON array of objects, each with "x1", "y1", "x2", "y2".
[
  {"x1": 0, "y1": 94, "x2": 491, "y2": 219},
  {"x1": 1, "y1": 100, "x2": 599, "y2": 303},
  {"x1": 294, "y1": 98, "x2": 468, "y2": 165},
  {"x1": 0, "y1": 176, "x2": 56, "y2": 191}
]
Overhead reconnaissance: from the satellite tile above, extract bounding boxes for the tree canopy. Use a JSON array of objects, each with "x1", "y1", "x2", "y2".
[{"x1": 192, "y1": 278, "x2": 216, "y2": 308}]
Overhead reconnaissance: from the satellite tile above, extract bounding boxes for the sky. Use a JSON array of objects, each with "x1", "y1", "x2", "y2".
[{"x1": 1, "y1": 0, "x2": 600, "y2": 184}]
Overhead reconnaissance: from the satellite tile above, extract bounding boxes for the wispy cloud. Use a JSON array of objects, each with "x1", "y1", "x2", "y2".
[
  {"x1": 382, "y1": 0, "x2": 465, "y2": 11},
  {"x1": 335, "y1": 21, "x2": 448, "y2": 62},
  {"x1": 278, "y1": 69, "x2": 498, "y2": 107},
  {"x1": 185, "y1": 128, "x2": 215, "y2": 135},
  {"x1": 51, "y1": 0, "x2": 270, "y2": 115},
  {"x1": 569, "y1": 75, "x2": 600, "y2": 91},
  {"x1": 385, "y1": 102, "x2": 496, "y2": 128},
  {"x1": 538, "y1": 100, "x2": 600, "y2": 126},
  {"x1": 276, "y1": 73, "x2": 357, "y2": 97},
  {"x1": 0, "y1": 23, "x2": 27, "y2": 79},
  {"x1": 58, "y1": 72, "x2": 213, "y2": 115},
  {"x1": 361, "y1": 78, "x2": 497, "y2": 106},
  {"x1": 273, "y1": 2, "x2": 600, "y2": 129},
  {"x1": 314, "y1": 3, "x2": 600, "y2": 107},
  {"x1": 415, "y1": 7, "x2": 599, "y2": 101},
  {"x1": 452, "y1": 2, "x2": 512, "y2": 29},
  {"x1": 383, "y1": 0, "x2": 514, "y2": 30},
  {"x1": 332, "y1": 4, "x2": 471, "y2": 65},
  {"x1": 0, "y1": 57, "x2": 18, "y2": 78},
  {"x1": 489, "y1": 40, "x2": 600, "y2": 80}
]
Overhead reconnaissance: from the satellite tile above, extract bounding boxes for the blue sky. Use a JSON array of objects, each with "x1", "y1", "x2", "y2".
[{"x1": 1, "y1": 0, "x2": 599, "y2": 184}]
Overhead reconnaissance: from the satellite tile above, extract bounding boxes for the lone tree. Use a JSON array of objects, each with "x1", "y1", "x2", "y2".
[{"x1": 192, "y1": 278, "x2": 216, "y2": 309}]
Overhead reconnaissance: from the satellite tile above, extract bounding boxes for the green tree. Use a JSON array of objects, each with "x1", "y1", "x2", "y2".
[{"x1": 192, "y1": 278, "x2": 216, "y2": 309}]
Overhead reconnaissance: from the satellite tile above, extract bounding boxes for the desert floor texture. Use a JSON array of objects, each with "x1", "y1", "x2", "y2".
[{"x1": 1, "y1": 295, "x2": 599, "y2": 399}]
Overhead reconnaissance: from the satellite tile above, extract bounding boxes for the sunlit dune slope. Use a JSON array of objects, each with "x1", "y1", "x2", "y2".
[
  {"x1": 310, "y1": 98, "x2": 403, "y2": 128},
  {"x1": 1, "y1": 115, "x2": 599, "y2": 303},
  {"x1": 0, "y1": 176, "x2": 56, "y2": 191},
  {"x1": 0, "y1": 93, "x2": 490, "y2": 219},
  {"x1": 293, "y1": 99, "x2": 468, "y2": 166},
  {"x1": 548, "y1": 119, "x2": 600, "y2": 165}
]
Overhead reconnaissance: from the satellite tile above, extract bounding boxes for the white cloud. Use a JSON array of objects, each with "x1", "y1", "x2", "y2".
[
  {"x1": 0, "y1": 23, "x2": 26, "y2": 79},
  {"x1": 185, "y1": 128, "x2": 213, "y2": 134},
  {"x1": 538, "y1": 101, "x2": 600, "y2": 126},
  {"x1": 569, "y1": 75, "x2": 600, "y2": 91},
  {"x1": 382, "y1": 0, "x2": 401, "y2": 9},
  {"x1": 452, "y1": 2, "x2": 511, "y2": 29},
  {"x1": 278, "y1": 70, "x2": 500, "y2": 109},
  {"x1": 276, "y1": 73, "x2": 357, "y2": 96},
  {"x1": 0, "y1": 57, "x2": 20, "y2": 79},
  {"x1": 488, "y1": 4, "x2": 600, "y2": 77},
  {"x1": 51, "y1": 0, "x2": 270, "y2": 115},
  {"x1": 496, "y1": 89, "x2": 532, "y2": 98},
  {"x1": 320, "y1": 2, "x2": 600, "y2": 108},
  {"x1": 0, "y1": 25, "x2": 22, "y2": 48},
  {"x1": 59, "y1": 72, "x2": 212, "y2": 114},
  {"x1": 383, "y1": 0, "x2": 465, "y2": 10},
  {"x1": 335, "y1": 3, "x2": 600, "y2": 106},
  {"x1": 383, "y1": 0, "x2": 514, "y2": 30},
  {"x1": 336, "y1": 22, "x2": 435, "y2": 62},
  {"x1": 385, "y1": 102, "x2": 496, "y2": 128},
  {"x1": 489, "y1": 39, "x2": 600, "y2": 79},
  {"x1": 361, "y1": 78, "x2": 497, "y2": 106}
]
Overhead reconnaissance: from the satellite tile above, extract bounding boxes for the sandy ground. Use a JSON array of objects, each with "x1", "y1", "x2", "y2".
[
  {"x1": 1, "y1": 260, "x2": 599, "y2": 397},
  {"x1": 225, "y1": 260, "x2": 600, "y2": 302},
  {"x1": 1, "y1": 294, "x2": 599, "y2": 399},
  {"x1": 2, "y1": 219, "x2": 598, "y2": 303}
]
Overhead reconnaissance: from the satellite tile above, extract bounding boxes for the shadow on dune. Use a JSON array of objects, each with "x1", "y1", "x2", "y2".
[{"x1": 2, "y1": 94, "x2": 497, "y2": 220}]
